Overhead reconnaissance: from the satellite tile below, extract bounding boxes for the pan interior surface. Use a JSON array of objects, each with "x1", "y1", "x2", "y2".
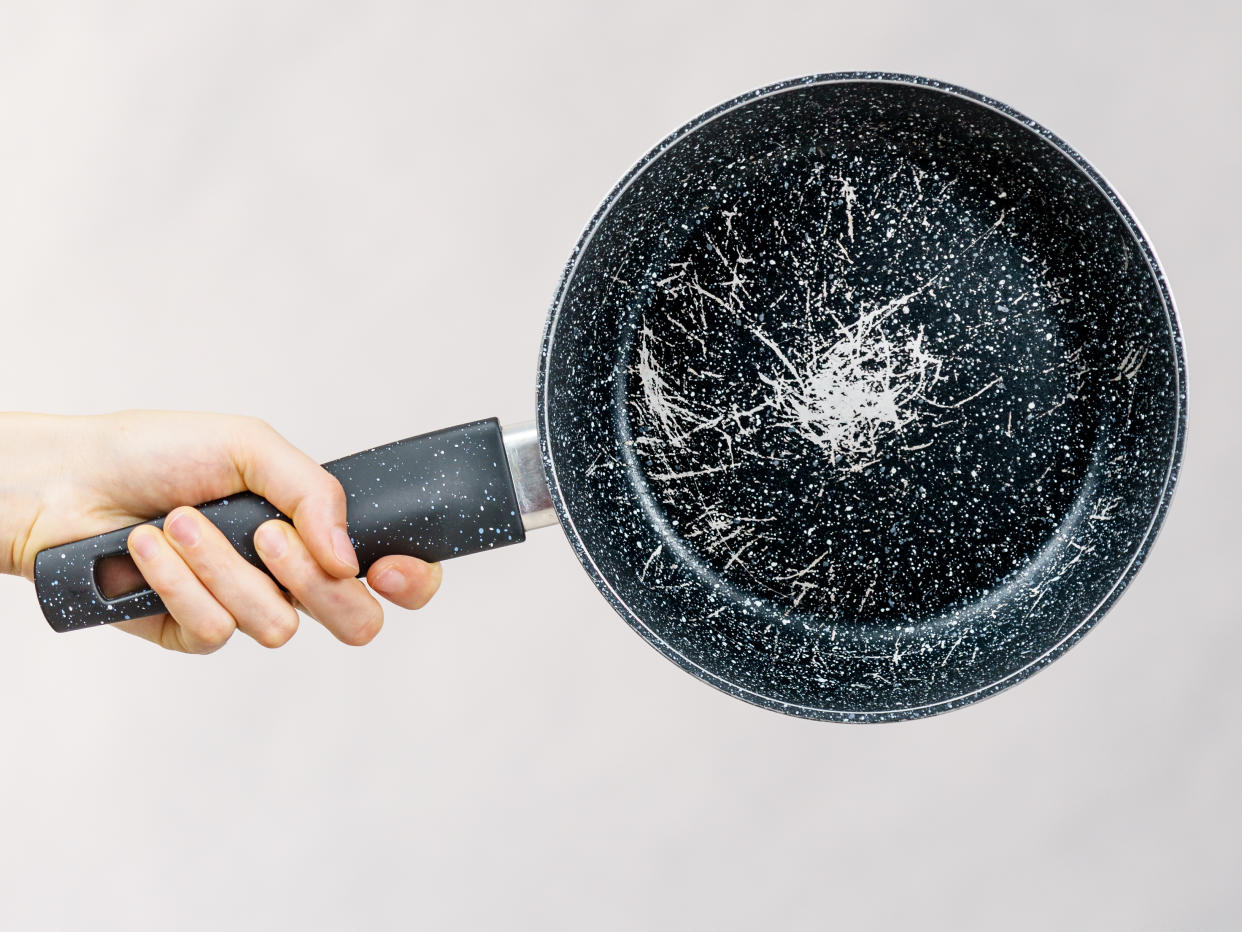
[{"x1": 540, "y1": 76, "x2": 1184, "y2": 720}]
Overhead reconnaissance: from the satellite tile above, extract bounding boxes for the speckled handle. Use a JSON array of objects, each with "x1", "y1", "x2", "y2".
[{"x1": 35, "y1": 418, "x2": 526, "y2": 632}]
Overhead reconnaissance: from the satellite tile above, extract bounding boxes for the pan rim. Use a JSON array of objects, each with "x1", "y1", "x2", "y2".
[{"x1": 536, "y1": 71, "x2": 1188, "y2": 722}]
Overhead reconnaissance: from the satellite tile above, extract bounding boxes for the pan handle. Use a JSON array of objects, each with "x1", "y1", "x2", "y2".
[{"x1": 34, "y1": 418, "x2": 527, "y2": 632}]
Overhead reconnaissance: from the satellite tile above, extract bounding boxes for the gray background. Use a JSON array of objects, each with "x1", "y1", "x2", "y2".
[{"x1": 0, "y1": 1, "x2": 1237, "y2": 929}]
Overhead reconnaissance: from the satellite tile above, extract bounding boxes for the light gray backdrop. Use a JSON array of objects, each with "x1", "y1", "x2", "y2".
[{"x1": 1, "y1": 2, "x2": 1237, "y2": 929}]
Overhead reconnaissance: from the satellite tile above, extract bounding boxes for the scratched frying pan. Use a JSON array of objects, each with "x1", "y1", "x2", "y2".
[{"x1": 36, "y1": 73, "x2": 1186, "y2": 721}]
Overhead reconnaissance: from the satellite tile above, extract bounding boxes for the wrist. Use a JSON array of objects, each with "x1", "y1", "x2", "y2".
[{"x1": 0, "y1": 413, "x2": 92, "y2": 578}]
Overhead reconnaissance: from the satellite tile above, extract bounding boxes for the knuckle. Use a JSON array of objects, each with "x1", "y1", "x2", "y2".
[
  {"x1": 277, "y1": 556, "x2": 317, "y2": 595},
  {"x1": 321, "y1": 473, "x2": 347, "y2": 507},
  {"x1": 245, "y1": 415, "x2": 275, "y2": 435},
  {"x1": 255, "y1": 608, "x2": 299, "y2": 648},
  {"x1": 188, "y1": 616, "x2": 235, "y2": 652},
  {"x1": 231, "y1": 415, "x2": 271, "y2": 447},
  {"x1": 322, "y1": 583, "x2": 356, "y2": 612},
  {"x1": 339, "y1": 603, "x2": 383, "y2": 646},
  {"x1": 178, "y1": 626, "x2": 221, "y2": 654},
  {"x1": 145, "y1": 569, "x2": 189, "y2": 604}
]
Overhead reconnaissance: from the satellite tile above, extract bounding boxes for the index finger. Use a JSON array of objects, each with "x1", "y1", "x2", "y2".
[{"x1": 227, "y1": 418, "x2": 359, "y2": 579}]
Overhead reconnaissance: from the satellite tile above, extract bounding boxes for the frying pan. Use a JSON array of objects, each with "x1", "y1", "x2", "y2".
[{"x1": 35, "y1": 73, "x2": 1187, "y2": 722}]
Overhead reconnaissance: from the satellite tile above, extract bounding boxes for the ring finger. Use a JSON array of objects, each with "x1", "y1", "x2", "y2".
[{"x1": 162, "y1": 507, "x2": 300, "y2": 648}]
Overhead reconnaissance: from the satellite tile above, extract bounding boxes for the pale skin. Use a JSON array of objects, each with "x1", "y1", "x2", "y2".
[{"x1": 0, "y1": 411, "x2": 442, "y2": 652}]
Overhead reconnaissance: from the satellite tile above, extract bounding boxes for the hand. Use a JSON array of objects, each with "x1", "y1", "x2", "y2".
[{"x1": 0, "y1": 411, "x2": 442, "y2": 652}]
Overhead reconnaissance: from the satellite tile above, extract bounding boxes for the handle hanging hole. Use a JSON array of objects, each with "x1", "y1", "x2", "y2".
[{"x1": 94, "y1": 554, "x2": 147, "y2": 601}]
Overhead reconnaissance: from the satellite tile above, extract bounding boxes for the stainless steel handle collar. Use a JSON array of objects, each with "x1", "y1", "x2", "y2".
[{"x1": 501, "y1": 421, "x2": 556, "y2": 532}]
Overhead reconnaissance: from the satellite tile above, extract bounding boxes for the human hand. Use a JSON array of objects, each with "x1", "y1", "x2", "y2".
[{"x1": 0, "y1": 411, "x2": 442, "y2": 652}]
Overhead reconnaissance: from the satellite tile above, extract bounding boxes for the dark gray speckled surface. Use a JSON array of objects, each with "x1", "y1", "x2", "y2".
[
  {"x1": 37, "y1": 419, "x2": 525, "y2": 631},
  {"x1": 537, "y1": 73, "x2": 1186, "y2": 721}
]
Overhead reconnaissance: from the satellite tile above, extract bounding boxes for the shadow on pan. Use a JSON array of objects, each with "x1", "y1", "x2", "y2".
[{"x1": 539, "y1": 73, "x2": 1186, "y2": 721}]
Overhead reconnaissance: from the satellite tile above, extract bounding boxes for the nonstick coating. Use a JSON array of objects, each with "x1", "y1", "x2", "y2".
[{"x1": 537, "y1": 74, "x2": 1186, "y2": 721}]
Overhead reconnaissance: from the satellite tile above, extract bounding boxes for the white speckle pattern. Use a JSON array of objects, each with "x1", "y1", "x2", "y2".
[
  {"x1": 36, "y1": 420, "x2": 525, "y2": 629},
  {"x1": 538, "y1": 74, "x2": 1186, "y2": 721}
]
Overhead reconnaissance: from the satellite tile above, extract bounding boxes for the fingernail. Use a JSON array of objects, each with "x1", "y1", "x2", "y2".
[
  {"x1": 166, "y1": 511, "x2": 200, "y2": 548},
  {"x1": 130, "y1": 529, "x2": 158, "y2": 561},
  {"x1": 375, "y1": 567, "x2": 404, "y2": 593},
  {"x1": 332, "y1": 527, "x2": 359, "y2": 573},
  {"x1": 255, "y1": 523, "x2": 287, "y2": 559}
]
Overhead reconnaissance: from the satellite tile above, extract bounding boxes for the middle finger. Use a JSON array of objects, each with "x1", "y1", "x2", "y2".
[{"x1": 253, "y1": 519, "x2": 384, "y2": 646}]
